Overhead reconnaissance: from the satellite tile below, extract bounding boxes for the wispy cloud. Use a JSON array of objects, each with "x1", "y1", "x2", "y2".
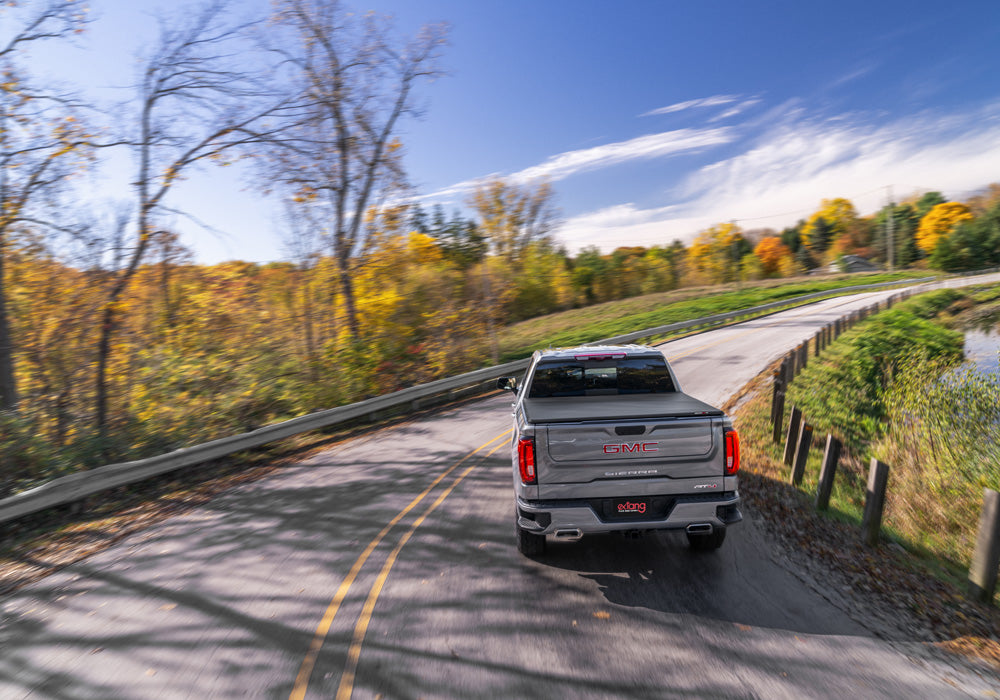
[
  {"x1": 512, "y1": 128, "x2": 733, "y2": 182},
  {"x1": 419, "y1": 127, "x2": 734, "y2": 203},
  {"x1": 708, "y1": 97, "x2": 763, "y2": 123},
  {"x1": 639, "y1": 95, "x2": 740, "y2": 118},
  {"x1": 830, "y1": 62, "x2": 877, "y2": 89},
  {"x1": 557, "y1": 101, "x2": 1000, "y2": 251}
]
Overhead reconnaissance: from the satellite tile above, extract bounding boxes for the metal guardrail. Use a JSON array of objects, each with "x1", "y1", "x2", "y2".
[{"x1": 0, "y1": 275, "x2": 935, "y2": 525}]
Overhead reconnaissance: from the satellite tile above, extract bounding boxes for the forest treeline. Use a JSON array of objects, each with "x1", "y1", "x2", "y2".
[{"x1": 2, "y1": 1, "x2": 1000, "y2": 494}]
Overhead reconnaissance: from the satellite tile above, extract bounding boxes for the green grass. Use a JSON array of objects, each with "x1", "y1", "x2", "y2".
[
  {"x1": 756, "y1": 284, "x2": 1000, "y2": 573},
  {"x1": 498, "y1": 271, "x2": 923, "y2": 361}
]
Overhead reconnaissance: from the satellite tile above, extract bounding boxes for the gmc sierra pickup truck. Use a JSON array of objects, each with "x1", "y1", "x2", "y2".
[{"x1": 497, "y1": 344, "x2": 741, "y2": 556}]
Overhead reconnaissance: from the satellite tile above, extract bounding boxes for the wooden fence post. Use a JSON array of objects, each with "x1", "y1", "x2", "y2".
[
  {"x1": 969, "y1": 489, "x2": 1000, "y2": 603},
  {"x1": 790, "y1": 423, "x2": 813, "y2": 486},
  {"x1": 771, "y1": 361, "x2": 787, "y2": 422},
  {"x1": 815, "y1": 435, "x2": 841, "y2": 511},
  {"x1": 771, "y1": 369, "x2": 785, "y2": 443},
  {"x1": 783, "y1": 406, "x2": 802, "y2": 466},
  {"x1": 862, "y1": 459, "x2": 890, "y2": 547}
]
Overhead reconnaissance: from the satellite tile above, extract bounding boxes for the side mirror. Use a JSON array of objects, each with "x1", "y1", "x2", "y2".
[{"x1": 496, "y1": 376, "x2": 517, "y2": 392}]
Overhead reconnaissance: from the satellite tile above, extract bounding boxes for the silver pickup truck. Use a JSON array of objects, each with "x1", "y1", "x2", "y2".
[{"x1": 497, "y1": 344, "x2": 741, "y2": 556}]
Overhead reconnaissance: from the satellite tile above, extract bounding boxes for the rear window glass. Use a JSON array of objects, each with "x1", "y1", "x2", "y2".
[{"x1": 528, "y1": 357, "x2": 675, "y2": 397}]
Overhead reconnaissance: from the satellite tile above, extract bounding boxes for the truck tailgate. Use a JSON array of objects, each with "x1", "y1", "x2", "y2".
[{"x1": 538, "y1": 416, "x2": 722, "y2": 489}]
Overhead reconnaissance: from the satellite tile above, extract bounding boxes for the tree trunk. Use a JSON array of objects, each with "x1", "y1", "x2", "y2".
[
  {"x1": 337, "y1": 256, "x2": 360, "y2": 340},
  {"x1": 95, "y1": 303, "x2": 114, "y2": 446},
  {"x1": 0, "y1": 250, "x2": 17, "y2": 412}
]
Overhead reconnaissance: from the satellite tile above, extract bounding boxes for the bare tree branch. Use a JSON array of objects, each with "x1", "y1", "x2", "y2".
[{"x1": 262, "y1": 0, "x2": 448, "y2": 338}]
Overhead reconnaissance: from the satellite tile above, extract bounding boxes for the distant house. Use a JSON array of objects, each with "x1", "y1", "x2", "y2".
[{"x1": 828, "y1": 255, "x2": 882, "y2": 274}]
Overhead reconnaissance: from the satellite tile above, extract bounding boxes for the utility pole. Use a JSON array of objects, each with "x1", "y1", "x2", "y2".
[
  {"x1": 886, "y1": 185, "x2": 895, "y2": 272},
  {"x1": 731, "y1": 219, "x2": 742, "y2": 290}
]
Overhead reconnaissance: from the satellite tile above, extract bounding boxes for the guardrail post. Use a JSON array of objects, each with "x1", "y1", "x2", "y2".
[
  {"x1": 770, "y1": 363, "x2": 786, "y2": 421},
  {"x1": 968, "y1": 488, "x2": 1000, "y2": 604},
  {"x1": 799, "y1": 343, "x2": 808, "y2": 371},
  {"x1": 815, "y1": 435, "x2": 841, "y2": 511},
  {"x1": 772, "y1": 388, "x2": 785, "y2": 444},
  {"x1": 790, "y1": 422, "x2": 813, "y2": 486},
  {"x1": 862, "y1": 459, "x2": 890, "y2": 547},
  {"x1": 783, "y1": 406, "x2": 802, "y2": 466}
]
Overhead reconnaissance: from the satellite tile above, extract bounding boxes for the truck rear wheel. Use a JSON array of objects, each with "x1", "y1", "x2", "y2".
[
  {"x1": 687, "y1": 527, "x2": 726, "y2": 551},
  {"x1": 516, "y1": 520, "x2": 547, "y2": 556}
]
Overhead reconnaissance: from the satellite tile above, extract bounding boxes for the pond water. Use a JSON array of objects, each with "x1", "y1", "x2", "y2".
[{"x1": 963, "y1": 327, "x2": 1000, "y2": 374}]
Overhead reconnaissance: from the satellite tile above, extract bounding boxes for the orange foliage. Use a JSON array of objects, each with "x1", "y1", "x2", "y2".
[{"x1": 753, "y1": 237, "x2": 792, "y2": 277}]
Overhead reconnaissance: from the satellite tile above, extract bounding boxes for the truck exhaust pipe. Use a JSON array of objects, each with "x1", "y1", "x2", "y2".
[
  {"x1": 554, "y1": 528, "x2": 583, "y2": 540},
  {"x1": 686, "y1": 523, "x2": 714, "y2": 535}
]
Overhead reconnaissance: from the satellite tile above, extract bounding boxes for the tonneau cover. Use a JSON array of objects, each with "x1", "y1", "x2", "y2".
[{"x1": 522, "y1": 392, "x2": 723, "y2": 424}]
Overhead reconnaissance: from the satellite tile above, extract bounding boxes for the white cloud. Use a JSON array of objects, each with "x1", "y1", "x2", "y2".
[
  {"x1": 510, "y1": 128, "x2": 732, "y2": 183},
  {"x1": 419, "y1": 127, "x2": 734, "y2": 204},
  {"x1": 709, "y1": 98, "x2": 763, "y2": 123},
  {"x1": 640, "y1": 95, "x2": 741, "y2": 117},
  {"x1": 556, "y1": 102, "x2": 1000, "y2": 252}
]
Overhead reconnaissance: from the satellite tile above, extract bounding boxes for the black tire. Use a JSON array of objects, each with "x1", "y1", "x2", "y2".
[
  {"x1": 687, "y1": 527, "x2": 726, "y2": 551},
  {"x1": 516, "y1": 521, "x2": 547, "y2": 556}
]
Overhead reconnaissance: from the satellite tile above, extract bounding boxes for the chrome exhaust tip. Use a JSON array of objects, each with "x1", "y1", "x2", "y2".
[
  {"x1": 554, "y1": 528, "x2": 583, "y2": 540},
  {"x1": 686, "y1": 523, "x2": 714, "y2": 535}
]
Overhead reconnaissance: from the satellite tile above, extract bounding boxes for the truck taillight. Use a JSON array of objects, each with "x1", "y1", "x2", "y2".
[
  {"x1": 518, "y1": 438, "x2": 537, "y2": 484},
  {"x1": 724, "y1": 430, "x2": 740, "y2": 475}
]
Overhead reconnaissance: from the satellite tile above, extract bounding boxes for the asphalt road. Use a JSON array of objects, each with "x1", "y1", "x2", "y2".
[{"x1": 2, "y1": 276, "x2": 1000, "y2": 699}]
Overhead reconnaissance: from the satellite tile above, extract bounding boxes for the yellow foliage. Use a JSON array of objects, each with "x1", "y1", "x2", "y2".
[
  {"x1": 916, "y1": 202, "x2": 973, "y2": 253},
  {"x1": 801, "y1": 198, "x2": 857, "y2": 249},
  {"x1": 687, "y1": 222, "x2": 742, "y2": 284}
]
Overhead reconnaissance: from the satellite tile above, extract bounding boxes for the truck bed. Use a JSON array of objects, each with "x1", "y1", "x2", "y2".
[{"x1": 522, "y1": 392, "x2": 724, "y2": 424}]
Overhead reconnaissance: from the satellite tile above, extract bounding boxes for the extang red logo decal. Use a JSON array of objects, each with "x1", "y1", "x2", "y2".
[
  {"x1": 603, "y1": 442, "x2": 658, "y2": 454},
  {"x1": 617, "y1": 501, "x2": 647, "y2": 514}
]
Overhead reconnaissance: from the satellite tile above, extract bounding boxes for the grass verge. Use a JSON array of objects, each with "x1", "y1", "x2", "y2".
[
  {"x1": 727, "y1": 286, "x2": 1000, "y2": 668},
  {"x1": 498, "y1": 271, "x2": 922, "y2": 360}
]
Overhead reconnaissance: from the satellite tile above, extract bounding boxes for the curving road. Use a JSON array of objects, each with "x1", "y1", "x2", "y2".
[{"x1": 2, "y1": 275, "x2": 999, "y2": 699}]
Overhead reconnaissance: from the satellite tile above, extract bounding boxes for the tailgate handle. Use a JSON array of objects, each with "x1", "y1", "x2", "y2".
[{"x1": 615, "y1": 426, "x2": 645, "y2": 436}]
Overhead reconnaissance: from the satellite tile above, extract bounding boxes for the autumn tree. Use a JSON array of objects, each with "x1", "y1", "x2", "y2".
[
  {"x1": 267, "y1": 0, "x2": 448, "y2": 340},
  {"x1": 687, "y1": 222, "x2": 748, "y2": 284},
  {"x1": 916, "y1": 202, "x2": 973, "y2": 254},
  {"x1": 469, "y1": 177, "x2": 558, "y2": 264},
  {"x1": 645, "y1": 241, "x2": 686, "y2": 292},
  {"x1": 753, "y1": 236, "x2": 793, "y2": 277},
  {"x1": 95, "y1": 1, "x2": 291, "y2": 439},
  {"x1": 929, "y1": 199, "x2": 1000, "y2": 271},
  {"x1": 912, "y1": 191, "x2": 946, "y2": 219},
  {"x1": 801, "y1": 198, "x2": 857, "y2": 259},
  {"x1": 0, "y1": 0, "x2": 93, "y2": 412}
]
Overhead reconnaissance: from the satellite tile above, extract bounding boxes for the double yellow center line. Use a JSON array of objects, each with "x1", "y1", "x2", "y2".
[{"x1": 289, "y1": 428, "x2": 512, "y2": 700}]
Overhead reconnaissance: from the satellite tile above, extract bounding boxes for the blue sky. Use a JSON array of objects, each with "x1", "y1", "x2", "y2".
[{"x1": 23, "y1": 0, "x2": 1000, "y2": 263}]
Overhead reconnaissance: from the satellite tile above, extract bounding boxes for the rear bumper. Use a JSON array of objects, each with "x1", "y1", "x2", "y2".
[{"x1": 516, "y1": 491, "x2": 742, "y2": 536}]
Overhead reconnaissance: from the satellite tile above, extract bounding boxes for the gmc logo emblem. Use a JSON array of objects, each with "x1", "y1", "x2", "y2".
[{"x1": 603, "y1": 442, "x2": 658, "y2": 454}]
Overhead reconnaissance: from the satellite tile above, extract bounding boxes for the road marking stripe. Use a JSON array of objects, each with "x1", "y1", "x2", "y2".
[
  {"x1": 335, "y1": 439, "x2": 508, "y2": 700},
  {"x1": 289, "y1": 429, "x2": 511, "y2": 700}
]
